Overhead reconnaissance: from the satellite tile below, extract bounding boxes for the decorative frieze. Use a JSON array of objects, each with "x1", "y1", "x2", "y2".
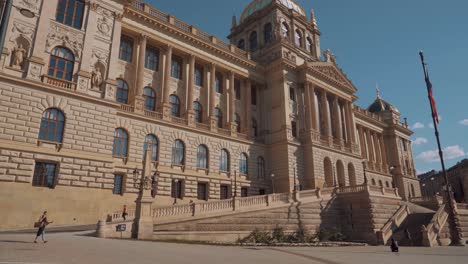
[{"x1": 46, "y1": 22, "x2": 85, "y2": 60}]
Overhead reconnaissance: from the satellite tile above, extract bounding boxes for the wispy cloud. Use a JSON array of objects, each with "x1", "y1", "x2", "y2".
[
  {"x1": 411, "y1": 122, "x2": 425, "y2": 129},
  {"x1": 412, "y1": 137, "x2": 428, "y2": 145},
  {"x1": 416, "y1": 145, "x2": 466, "y2": 163},
  {"x1": 428, "y1": 123, "x2": 434, "y2": 129},
  {"x1": 459, "y1": 119, "x2": 468, "y2": 126}
]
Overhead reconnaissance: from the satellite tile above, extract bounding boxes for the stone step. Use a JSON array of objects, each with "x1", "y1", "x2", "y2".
[
  {"x1": 155, "y1": 223, "x2": 320, "y2": 232},
  {"x1": 198, "y1": 218, "x2": 323, "y2": 225}
]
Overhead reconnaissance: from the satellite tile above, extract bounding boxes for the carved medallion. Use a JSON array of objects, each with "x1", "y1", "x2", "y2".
[{"x1": 96, "y1": 7, "x2": 114, "y2": 38}]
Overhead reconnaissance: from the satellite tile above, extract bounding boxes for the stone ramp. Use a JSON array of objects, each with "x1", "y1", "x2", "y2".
[{"x1": 391, "y1": 202, "x2": 435, "y2": 246}]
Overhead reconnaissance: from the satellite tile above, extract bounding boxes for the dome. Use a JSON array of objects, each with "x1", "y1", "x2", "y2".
[
  {"x1": 240, "y1": 0, "x2": 306, "y2": 23},
  {"x1": 367, "y1": 96, "x2": 400, "y2": 114}
]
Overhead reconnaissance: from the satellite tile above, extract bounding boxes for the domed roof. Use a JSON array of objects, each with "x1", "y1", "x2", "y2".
[
  {"x1": 240, "y1": 0, "x2": 306, "y2": 23},
  {"x1": 367, "y1": 95, "x2": 400, "y2": 114}
]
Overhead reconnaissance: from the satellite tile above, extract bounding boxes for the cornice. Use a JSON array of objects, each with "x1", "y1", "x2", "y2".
[{"x1": 302, "y1": 62, "x2": 358, "y2": 95}]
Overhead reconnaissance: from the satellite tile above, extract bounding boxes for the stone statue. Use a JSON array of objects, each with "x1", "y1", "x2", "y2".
[
  {"x1": 323, "y1": 49, "x2": 331, "y2": 62},
  {"x1": 91, "y1": 67, "x2": 103, "y2": 89},
  {"x1": 12, "y1": 44, "x2": 26, "y2": 69}
]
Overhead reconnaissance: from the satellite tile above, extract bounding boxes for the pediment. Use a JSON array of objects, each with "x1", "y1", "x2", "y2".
[{"x1": 305, "y1": 62, "x2": 358, "y2": 93}]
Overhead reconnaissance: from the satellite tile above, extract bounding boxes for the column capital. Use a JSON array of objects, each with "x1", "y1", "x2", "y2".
[{"x1": 139, "y1": 33, "x2": 148, "y2": 41}]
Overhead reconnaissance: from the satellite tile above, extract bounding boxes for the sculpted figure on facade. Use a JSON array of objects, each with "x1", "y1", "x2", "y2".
[
  {"x1": 323, "y1": 49, "x2": 331, "y2": 62},
  {"x1": 91, "y1": 67, "x2": 103, "y2": 90},
  {"x1": 11, "y1": 44, "x2": 26, "y2": 69}
]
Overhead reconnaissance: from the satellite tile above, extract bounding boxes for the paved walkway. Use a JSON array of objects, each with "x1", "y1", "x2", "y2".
[{"x1": 0, "y1": 231, "x2": 467, "y2": 264}]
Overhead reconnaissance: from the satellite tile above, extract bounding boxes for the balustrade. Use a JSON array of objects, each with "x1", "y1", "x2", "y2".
[{"x1": 42, "y1": 76, "x2": 76, "y2": 91}]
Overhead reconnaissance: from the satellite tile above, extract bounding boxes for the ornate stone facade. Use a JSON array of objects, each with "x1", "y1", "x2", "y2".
[{"x1": 0, "y1": 0, "x2": 420, "y2": 230}]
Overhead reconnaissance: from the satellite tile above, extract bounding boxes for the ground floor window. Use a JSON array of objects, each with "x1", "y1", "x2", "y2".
[
  {"x1": 220, "y1": 185, "x2": 231, "y2": 200},
  {"x1": 32, "y1": 162, "x2": 58, "y2": 188},
  {"x1": 113, "y1": 174, "x2": 125, "y2": 195},
  {"x1": 197, "y1": 183, "x2": 208, "y2": 201},
  {"x1": 171, "y1": 180, "x2": 184, "y2": 199},
  {"x1": 241, "y1": 187, "x2": 248, "y2": 197},
  {"x1": 259, "y1": 189, "x2": 266, "y2": 195}
]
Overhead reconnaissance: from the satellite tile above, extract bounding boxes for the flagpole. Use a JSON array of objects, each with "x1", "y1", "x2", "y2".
[{"x1": 419, "y1": 51, "x2": 464, "y2": 246}]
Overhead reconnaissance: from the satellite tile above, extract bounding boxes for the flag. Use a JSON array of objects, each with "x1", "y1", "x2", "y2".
[{"x1": 425, "y1": 77, "x2": 440, "y2": 123}]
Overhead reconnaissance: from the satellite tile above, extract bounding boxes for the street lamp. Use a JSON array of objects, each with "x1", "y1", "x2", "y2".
[
  {"x1": 389, "y1": 165, "x2": 397, "y2": 189},
  {"x1": 271, "y1": 173, "x2": 276, "y2": 194}
]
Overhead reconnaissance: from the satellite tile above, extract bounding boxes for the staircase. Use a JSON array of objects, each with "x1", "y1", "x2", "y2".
[{"x1": 457, "y1": 203, "x2": 468, "y2": 244}]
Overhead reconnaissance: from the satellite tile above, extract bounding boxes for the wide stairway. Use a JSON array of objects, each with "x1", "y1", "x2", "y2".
[
  {"x1": 458, "y1": 203, "x2": 468, "y2": 243},
  {"x1": 391, "y1": 203, "x2": 435, "y2": 246}
]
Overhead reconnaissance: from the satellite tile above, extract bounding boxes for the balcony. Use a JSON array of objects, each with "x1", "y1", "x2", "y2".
[
  {"x1": 120, "y1": 104, "x2": 135, "y2": 113},
  {"x1": 42, "y1": 75, "x2": 76, "y2": 91},
  {"x1": 144, "y1": 110, "x2": 163, "y2": 120},
  {"x1": 195, "y1": 122, "x2": 210, "y2": 131}
]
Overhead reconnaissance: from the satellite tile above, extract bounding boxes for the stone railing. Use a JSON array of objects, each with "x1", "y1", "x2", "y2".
[
  {"x1": 120, "y1": 104, "x2": 135, "y2": 113},
  {"x1": 195, "y1": 122, "x2": 210, "y2": 131},
  {"x1": 171, "y1": 116, "x2": 187, "y2": 125},
  {"x1": 378, "y1": 204, "x2": 410, "y2": 245},
  {"x1": 218, "y1": 128, "x2": 231, "y2": 136},
  {"x1": 109, "y1": 208, "x2": 136, "y2": 222},
  {"x1": 457, "y1": 203, "x2": 468, "y2": 210},
  {"x1": 410, "y1": 196, "x2": 443, "y2": 210},
  {"x1": 422, "y1": 203, "x2": 448, "y2": 247},
  {"x1": 42, "y1": 75, "x2": 76, "y2": 91},
  {"x1": 144, "y1": 110, "x2": 163, "y2": 120},
  {"x1": 337, "y1": 185, "x2": 367, "y2": 194}
]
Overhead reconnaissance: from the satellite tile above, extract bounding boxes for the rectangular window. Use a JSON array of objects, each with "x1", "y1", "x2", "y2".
[
  {"x1": 220, "y1": 185, "x2": 231, "y2": 200},
  {"x1": 119, "y1": 35, "x2": 134, "y2": 62},
  {"x1": 291, "y1": 121, "x2": 297, "y2": 138},
  {"x1": 241, "y1": 187, "x2": 248, "y2": 197},
  {"x1": 145, "y1": 45, "x2": 159, "y2": 71},
  {"x1": 251, "y1": 86, "x2": 257, "y2": 105},
  {"x1": 401, "y1": 138, "x2": 407, "y2": 151},
  {"x1": 197, "y1": 183, "x2": 208, "y2": 201},
  {"x1": 195, "y1": 65, "x2": 203, "y2": 86},
  {"x1": 234, "y1": 79, "x2": 241, "y2": 100},
  {"x1": 113, "y1": 174, "x2": 125, "y2": 195},
  {"x1": 289, "y1": 87, "x2": 296, "y2": 101},
  {"x1": 259, "y1": 189, "x2": 266, "y2": 195},
  {"x1": 32, "y1": 162, "x2": 57, "y2": 188},
  {"x1": 171, "y1": 55, "x2": 183, "y2": 79},
  {"x1": 215, "y1": 74, "x2": 223, "y2": 93},
  {"x1": 171, "y1": 180, "x2": 184, "y2": 199}
]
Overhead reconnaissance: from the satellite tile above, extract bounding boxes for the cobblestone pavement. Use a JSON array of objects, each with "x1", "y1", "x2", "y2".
[{"x1": 0, "y1": 232, "x2": 467, "y2": 264}]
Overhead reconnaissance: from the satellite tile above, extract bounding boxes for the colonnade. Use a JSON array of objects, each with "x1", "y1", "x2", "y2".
[{"x1": 357, "y1": 125, "x2": 388, "y2": 173}]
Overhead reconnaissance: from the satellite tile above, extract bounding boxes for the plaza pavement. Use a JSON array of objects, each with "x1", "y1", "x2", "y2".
[{"x1": 0, "y1": 231, "x2": 467, "y2": 264}]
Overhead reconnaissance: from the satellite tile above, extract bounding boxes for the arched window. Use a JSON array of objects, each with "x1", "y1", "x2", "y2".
[
  {"x1": 195, "y1": 65, "x2": 203, "y2": 86},
  {"x1": 143, "y1": 87, "x2": 156, "y2": 111},
  {"x1": 324, "y1": 157, "x2": 333, "y2": 187},
  {"x1": 116, "y1": 79, "x2": 129, "y2": 104},
  {"x1": 214, "y1": 108, "x2": 223, "y2": 128},
  {"x1": 264, "y1": 23, "x2": 273, "y2": 43},
  {"x1": 170, "y1": 95, "x2": 180, "y2": 117},
  {"x1": 113, "y1": 128, "x2": 128, "y2": 157},
  {"x1": 348, "y1": 163, "x2": 357, "y2": 186},
  {"x1": 143, "y1": 134, "x2": 158, "y2": 161},
  {"x1": 411, "y1": 184, "x2": 416, "y2": 197},
  {"x1": 172, "y1": 140, "x2": 185, "y2": 165},
  {"x1": 220, "y1": 149, "x2": 230, "y2": 172},
  {"x1": 39, "y1": 108, "x2": 65, "y2": 143},
  {"x1": 252, "y1": 118, "x2": 258, "y2": 137},
  {"x1": 238, "y1": 39, "x2": 245, "y2": 50},
  {"x1": 48, "y1": 47, "x2": 74, "y2": 81},
  {"x1": 306, "y1": 37, "x2": 313, "y2": 52},
  {"x1": 215, "y1": 73, "x2": 223, "y2": 93},
  {"x1": 281, "y1": 22, "x2": 289, "y2": 39},
  {"x1": 336, "y1": 160, "x2": 346, "y2": 187},
  {"x1": 385, "y1": 181, "x2": 390, "y2": 188},
  {"x1": 56, "y1": 0, "x2": 85, "y2": 29},
  {"x1": 295, "y1": 30, "x2": 302, "y2": 47},
  {"x1": 371, "y1": 179, "x2": 376, "y2": 186},
  {"x1": 249, "y1": 31, "x2": 258, "y2": 51},
  {"x1": 235, "y1": 113, "x2": 241, "y2": 133},
  {"x1": 378, "y1": 180, "x2": 383, "y2": 187},
  {"x1": 257, "y1": 156, "x2": 265, "y2": 179},
  {"x1": 239, "y1": 153, "x2": 248, "y2": 174},
  {"x1": 193, "y1": 101, "x2": 203, "y2": 123},
  {"x1": 197, "y1": 145, "x2": 208, "y2": 169}
]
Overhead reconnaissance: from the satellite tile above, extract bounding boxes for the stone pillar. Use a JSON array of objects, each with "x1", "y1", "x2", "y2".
[
  {"x1": 358, "y1": 126, "x2": 367, "y2": 160},
  {"x1": 304, "y1": 82, "x2": 313, "y2": 133},
  {"x1": 379, "y1": 134, "x2": 388, "y2": 172},
  {"x1": 310, "y1": 84, "x2": 318, "y2": 131},
  {"x1": 209, "y1": 63, "x2": 217, "y2": 130},
  {"x1": 366, "y1": 130, "x2": 375, "y2": 168},
  {"x1": 314, "y1": 90, "x2": 321, "y2": 133},
  {"x1": 322, "y1": 92, "x2": 332, "y2": 139},
  {"x1": 135, "y1": 147, "x2": 154, "y2": 240},
  {"x1": 187, "y1": 54, "x2": 196, "y2": 127},
  {"x1": 346, "y1": 102, "x2": 356, "y2": 144},
  {"x1": 162, "y1": 45, "x2": 173, "y2": 119},
  {"x1": 77, "y1": 3, "x2": 98, "y2": 95},
  {"x1": 245, "y1": 79, "x2": 252, "y2": 136},
  {"x1": 229, "y1": 71, "x2": 237, "y2": 133},
  {"x1": 134, "y1": 34, "x2": 147, "y2": 113},
  {"x1": 104, "y1": 12, "x2": 123, "y2": 101},
  {"x1": 341, "y1": 104, "x2": 348, "y2": 143},
  {"x1": 333, "y1": 97, "x2": 343, "y2": 141}
]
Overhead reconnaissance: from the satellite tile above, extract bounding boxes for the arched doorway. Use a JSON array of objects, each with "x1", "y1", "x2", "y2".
[
  {"x1": 324, "y1": 157, "x2": 333, "y2": 187},
  {"x1": 337, "y1": 160, "x2": 346, "y2": 187},
  {"x1": 348, "y1": 163, "x2": 357, "y2": 186}
]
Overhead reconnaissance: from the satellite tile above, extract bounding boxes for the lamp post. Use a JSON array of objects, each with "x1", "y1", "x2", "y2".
[
  {"x1": 389, "y1": 165, "x2": 397, "y2": 189},
  {"x1": 233, "y1": 164, "x2": 237, "y2": 199},
  {"x1": 271, "y1": 173, "x2": 276, "y2": 194},
  {"x1": 293, "y1": 163, "x2": 297, "y2": 193}
]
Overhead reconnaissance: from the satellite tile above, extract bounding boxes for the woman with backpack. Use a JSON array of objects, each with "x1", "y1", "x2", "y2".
[{"x1": 34, "y1": 211, "x2": 53, "y2": 243}]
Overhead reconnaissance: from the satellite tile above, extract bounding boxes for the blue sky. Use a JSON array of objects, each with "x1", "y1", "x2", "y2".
[{"x1": 146, "y1": 0, "x2": 468, "y2": 173}]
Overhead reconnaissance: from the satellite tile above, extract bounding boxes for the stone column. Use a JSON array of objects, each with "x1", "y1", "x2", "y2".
[
  {"x1": 379, "y1": 134, "x2": 388, "y2": 172},
  {"x1": 304, "y1": 82, "x2": 313, "y2": 133},
  {"x1": 187, "y1": 54, "x2": 196, "y2": 127},
  {"x1": 229, "y1": 72, "x2": 237, "y2": 134},
  {"x1": 345, "y1": 102, "x2": 355, "y2": 144},
  {"x1": 134, "y1": 34, "x2": 147, "y2": 113},
  {"x1": 323, "y1": 93, "x2": 333, "y2": 140},
  {"x1": 135, "y1": 146, "x2": 154, "y2": 240},
  {"x1": 366, "y1": 130, "x2": 375, "y2": 168},
  {"x1": 209, "y1": 63, "x2": 217, "y2": 130},
  {"x1": 314, "y1": 90, "x2": 321, "y2": 133},
  {"x1": 372, "y1": 133, "x2": 382, "y2": 171},
  {"x1": 358, "y1": 126, "x2": 367, "y2": 160},
  {"x1": 77, "y1": 2, "x2": 98, "y2": 95},
  {"x1": 333, "y1": 97, "x2": 343, "y2": 141},
  {"x1": 310, "y1": 84, "x2": 318, "y2": 131},
  {"x1": 104, "y1": 13, "x2": 123, "y2": 101},
  {"x1": 162, "y1": 45, "x2": 173, "y2": 119},
  {"x1": 245, "y1": 79, "x2": 252, "y2": 136},
  {"x1": 341, "y1": 104, "x2": 348, "y2": 143}
]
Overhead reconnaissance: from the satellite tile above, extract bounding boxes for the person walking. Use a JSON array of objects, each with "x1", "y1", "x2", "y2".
[
  {"x1": 390, "y1": 238, "x2": 399, "y2": 252},
  {"x1": 122, "y1": 205, "x2": 128, "y2": 221},
  {"x1": 34, "y1": 211, "x2": 53, "y2": 243}
]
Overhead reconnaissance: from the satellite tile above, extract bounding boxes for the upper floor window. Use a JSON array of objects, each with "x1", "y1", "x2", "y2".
[
  {"x1": 171, "y1": 140, "x2": 185, "y2": 165},
  {"x1": 238, "y1": 39, "x2": 245, "y2": 50},
  {"x1": 220, "y1": 149, "x2": 230, "y2": 172},
  {"x1": 291, "y1": 121, "x2": 297, "y2": 138},
  {"x1": 251, "y1": 86, "x2": 257, "y2": 105},
  {"x1": 48, "y1": 47, "x2": 74, "y2": 81},
  {"x1": 252, "y1": 118, "x2": 258, "y2": 137},
  {"x1": 215, "y1": 73, "x2": 223, "y2": 93},
  {"x1": 235, "y1": 113, "x2": 241, "y2": 133},
  {"x1": 33, "y1": 162, "x2": 58, "y2": 188},
  {"x1": 295, "y1": 30, "x2": 302, "y2": 47},
  {"x1": 264, "y1": 23, "x2": 273, "y2": 44},
  {"x1": 171, "y1": 55, "x2": 183, "y2": 79},
  {"x1": 119, "y1": 35, "x2": 133, "y2": 62},
  {"x1": 143, "y1": 87, "x2": 156, "y2": 111},
  {"x1": 257, "y1": 156, "x2": 265, "y2": 179},
  {"x1": 234, "y1": 79, "x2": 241, "y2": 100},
  {"x1": 401, "y1": 138, "x2": 407, "y2": 151},
  {"x1": 195, "y1": 65, "x2": 203, "y2": 86},
  {"x1": 113, "y1": 174, "x2": 125, "y2": 195},
  {"x1": 281, "y1": 22, "x2": 289, "y2": 39},
  {"x1": 306, "y1": 37, "x2": 313, "y2": 53},
  {"x1": 170, "y1": 95, "x2": 180, "y2": 117},
  {"x1": 113, "y1": 128, "x2": 128, "y2": 157},
  {"x1": 289, "y1": 87, "x2": 296, "y2": 101},
  {"x1": 249, "y1": 31, "x2": 258, "y2": 51},
  {"x1": 116, "y1": 79, "x2": 129, "y2": 104},
  {"x1": 197, "y1": 145, "x2": 209, "y2": 169},
  {"x1": 193, "y1": 101, "x2": 203, "y2": 123},
  {"x1": 56, "y1": 0, "x2": 85, "y2": 30},
  {"x1": 39, "y1": 108, "x2": 65, "y2": 143},
  {"x1": 239, "y1": 153, "x2": 248, "y2": 174},
  {"x1": 145, "y1": 45, "x2": 159, "y2": 71},
  {"x1": 143, "y1": 134, "x2": 158, "y2": 162},
  {"x1": 214, "y1": 107, "x2": 223, "y2": 128}
]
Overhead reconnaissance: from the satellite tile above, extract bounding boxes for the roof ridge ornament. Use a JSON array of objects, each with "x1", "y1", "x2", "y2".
[{"x1": 376, "y1": 83, "x2": 381, "y2": 99}]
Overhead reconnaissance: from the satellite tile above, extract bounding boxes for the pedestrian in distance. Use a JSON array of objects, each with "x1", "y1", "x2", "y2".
[
  {"x1": 34, "y1": 211, "x2": 53, "y2": 243},
  {"x1": 390, "y1": 238, "x2": 399, "y2": 252},
  {"x1": 122, "y1": 205, "x2": 128, "y2": 221}
]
